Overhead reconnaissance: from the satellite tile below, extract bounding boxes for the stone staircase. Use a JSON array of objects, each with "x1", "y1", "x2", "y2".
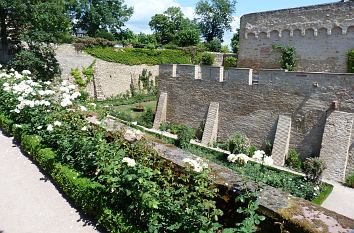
[
  {"x1": 153, "y1": 92, "x2": 168, "y2": 129},
  {"x1": 271, "y1": 115, "x2": 292, "y2": 166},
  {"x1": 320, "y1": 111, "x2": 354, "y2": 182},
  {"x1": 93, "y1": 74, "x2": 105, "y2": 100},
  {"x1": 201, "y1": 102, "x2": 219, "y2": 145}
]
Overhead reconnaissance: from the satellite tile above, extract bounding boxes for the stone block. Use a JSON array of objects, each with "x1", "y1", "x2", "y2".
[
  {"x1": 320, "y1": 111, "x2": 354, "y2": 182},
  {"x1": 200, "y1": 66, "x2": 224, "y2": 82},
  {"x1": 176, "y1": 65, "x2": 198, "y2": 79},
  {"x1": 224, "y1": 68, "x2": 253, "y2": 85},
  {"x1": 153, "y1": 92, "x2": 168, "y2": 129},
  {"x1": 201, "y1": 102, "x2": 219, "y2": 145},
  {"x1": 159, "y1": 64, "x2": 176, "y2": 78},
  {"x1": 271, "y1": 115, "x2": 292, "y2": 166}
]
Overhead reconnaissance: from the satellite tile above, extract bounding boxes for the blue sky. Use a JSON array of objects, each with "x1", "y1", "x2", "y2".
[{"x1": 124, "y1": 0, "x2": 334, "y2": 45}]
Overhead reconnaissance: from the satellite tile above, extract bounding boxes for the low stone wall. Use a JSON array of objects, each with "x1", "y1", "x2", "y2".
[{"x1": 211, "y1": 52, "x2": 238, "y2": 66}]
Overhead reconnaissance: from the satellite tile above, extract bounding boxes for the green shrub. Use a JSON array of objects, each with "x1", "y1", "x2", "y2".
[
  {"x1": 96, "y1": 30, "x2": 116, "y2": 41},
  {"x1": 273, "y1": 45, "x2": 297, "y2": 71},
  {"x1": 200, "y1": 52, "x2": 215, "y2": 65},
  {"x1": 303, "y1": 157, "x2": 326, "y2": 184},
  {"x1": 0, "y1": 113, "x2": 14, "y2": 135},
  {"x1": 71, "y1": 60, "x2": 96, "y2": 88},
  {"x1": 286, "y1": 149, "x2": 302, "y2": 171},
  {"x1": 175, "y1": 125, "x2": 195, "y2": 148},
  {"x1": 137, "y1": 108, "x2": 155, "y2": 128},
  {"x1": 206, "y1": 38, "x2": 222, "y2": 52},
  {"x1": 224, "y1": 57, "x2": 238, "y2": 68},
  {"x1": 348, "y1": 49, "x2": 354, "y2": 73},
  {"x1": 74, "y1": 37, "x2": 115, "y2": 51},
  {"x1": 36, "y1": 148, "x2": 57, "y2": 172},
  {"x1": 98, "y1": 208, "x2": 144, "y2": 233},
  {"x1": 8, "y1": 44, "x2": 61, "y2": 81},
  {"x1": 12, "y1": 124, "x2": 28, "y2": 141},
  {"x1": 21, "y1": 135, "x2": 43, "y2": 156},
  {"x1": 85, "y1": 47, "x2": 192, "y2": 65},
  {"x1": 225, "y1": 133, "x2": 249, "y2": 154},
  {"x1": 346, "y1": 172, "x2": 354, "y2": 188},
  {"x1": 51, "y1": 164, "x2": 105, "y2": 215},
  {"x1": 220, "y1": 45, "x2": 230, "y2": 53}
]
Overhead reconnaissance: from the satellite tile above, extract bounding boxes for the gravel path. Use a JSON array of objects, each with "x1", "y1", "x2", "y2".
[
  {"x1": 322, "y1": 180, "x2": 354, "y2": 220},
  {"x1": 0, "y1": 130, "x2": 100, "y2": 233}
]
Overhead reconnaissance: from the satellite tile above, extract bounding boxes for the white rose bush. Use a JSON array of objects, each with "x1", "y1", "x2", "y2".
[{"x1": 0, "y1": 67, "x2": 238, "y2": 233}]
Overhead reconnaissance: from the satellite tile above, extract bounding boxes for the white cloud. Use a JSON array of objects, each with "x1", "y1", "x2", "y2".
[{"x1": 124, "y1": 0, "x2": 195, "y2": 34}]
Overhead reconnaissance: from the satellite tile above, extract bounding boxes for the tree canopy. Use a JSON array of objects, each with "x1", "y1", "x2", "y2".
[
  {"x1": 149, "y1": 6, "x2": 200, "y2": 46},
  {"x1": 72, "y1": 0, "x2": 133, "y2": 37},
  {"x1": 195, "y1": 0, "x2": 237, "y2": 42}
]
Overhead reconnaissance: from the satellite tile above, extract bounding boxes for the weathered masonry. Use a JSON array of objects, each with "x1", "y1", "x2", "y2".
[
  {"x1": 238, "y1": 1, "x2": 354, "y2": 72},
  {"x1": 154, "y1": 64, "x2": 354, "y2": 182}
]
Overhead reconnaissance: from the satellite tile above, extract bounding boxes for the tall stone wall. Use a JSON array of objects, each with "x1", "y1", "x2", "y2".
[
  {"x1": 158, "y1": 64, "x2": 354, "y2": 177},
  {"x1": 55, "y1": 44, "x2": 159, "y2": 99},
  {"x1": 238, "y1": 1, "x2": 354, "y2": 72}
]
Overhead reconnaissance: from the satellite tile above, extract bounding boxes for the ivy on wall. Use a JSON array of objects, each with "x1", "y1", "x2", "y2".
[
  {"x1": 348, "y1": 49, "x2": 354, "y2": 73},
  {"x1": 273, "y1": 45, "x2": 297, "y2": 71}
]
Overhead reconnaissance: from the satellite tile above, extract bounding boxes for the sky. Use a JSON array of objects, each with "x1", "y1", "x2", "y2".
[{"x1": 124, "y1": 0, "x2": 335, "y2": 45}]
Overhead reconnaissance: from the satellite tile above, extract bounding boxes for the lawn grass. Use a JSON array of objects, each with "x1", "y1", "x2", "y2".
[
  {"x1": 112, "y1": 101, "x2": 157, "y2": 120},
  {"x1": 311, "y1": 184, "x2": 334, "y2": 205}
]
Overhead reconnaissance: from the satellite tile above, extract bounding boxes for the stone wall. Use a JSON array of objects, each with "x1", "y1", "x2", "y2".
[
  {"x1": 238, "y1": 1, "x2": 354, "y2": 72},
  {"x1": 211, "y1": 52, "x2": 238, "y2": 66},
  {"x1": 55, "y1": 44, "x2": 159, "y2": 99},
  {"x1": 158, "y1": 64, "x2": 354, "y2": 177}
]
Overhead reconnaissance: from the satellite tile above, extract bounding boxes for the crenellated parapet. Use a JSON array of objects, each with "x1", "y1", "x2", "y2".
[
  {"x1": 238, "y1": 1, "x2": 354, "y2": 73},
  {"x1": 159, "y1": 64, "x2": 354, "y2": 90}
]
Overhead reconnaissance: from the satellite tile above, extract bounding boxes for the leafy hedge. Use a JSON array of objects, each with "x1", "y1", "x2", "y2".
[
  {"x1": 348, "y1": 49, "x2": 354, "y2": 73},
  {"x1": 3, "y1": 123, "x2": 143, "y2": 232},
  {"x1": 85, "y1": 47, "x2": 193, "y2": 65}
]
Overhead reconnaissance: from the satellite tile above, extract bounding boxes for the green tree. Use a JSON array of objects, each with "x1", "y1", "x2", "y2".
[
  {"x1": 175, "y1": 22, "x2": 201, "y2": 47},
  {"x1": 149, "y1": 6, "x2": 185, "y2": 44},
  {"x1": 231, "y1": 28, "x2": 240, "y2": 53},
  {"x1": 73, "y1": 0, "x2": 133, "y2": 37},
  {"x1": 0, "y1": 0, "x2": 72, "y2": 79},
  {"x1": 149, "y1": 6, "x2": 200, "y2": 46},
  {"x1": 195, "y1": 0, "x2": 237, "y2": 42}
]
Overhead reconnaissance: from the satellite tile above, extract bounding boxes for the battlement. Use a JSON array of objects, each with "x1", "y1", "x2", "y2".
[
  {"x1": 240, "y1": 1, "x2": 354, "y2": 39},
  {"x1": 159, "y1": 64, "x2": 354, "y2": 89},
  {"x1": 238, "y1": 1, "x2": 354, "y2": 73}
]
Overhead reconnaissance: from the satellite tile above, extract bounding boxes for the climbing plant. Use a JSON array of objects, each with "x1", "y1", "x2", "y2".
[
  {"x1": 71, "y1": 60, "x2": 96, "y2": 88},
  {"x1": 348, "y1": 49, "x2": 354, "y2": 73},
  {"x1": 273, "y1": 45, "x2": 297, "y2": 71}
]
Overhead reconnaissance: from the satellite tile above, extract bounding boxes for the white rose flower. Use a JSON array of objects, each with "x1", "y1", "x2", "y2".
[
  {"x1": 53, "y1": 121, "x2": 62, "y2": 127},
  {"x1": 22, "y1": 70, "x2": 31, "y2": 75},
  {"x1": 252, "y1": 150, "x2": 266, "y2": 161},
  {"x1": 227, "y1": 154, "x2": 238, "y2": 163},
  {"x1": 71, "y1": 91, "x2": 81, "y2": 99},
  {"x1": 81, "y1": 126, "x2": 88, "y2": 131},
  {"x1": 80, "y1": 105, "x2": 87, "y2": 111},
  {"x1": 122, "y1": 157, "x2": 136, "y2": 167},
  {"x1": 263, "y1": 156, "x2": 274, "y2": 166},
  {"x1": 47, "y1": 124, "x2": 54, "y2": 131}
]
